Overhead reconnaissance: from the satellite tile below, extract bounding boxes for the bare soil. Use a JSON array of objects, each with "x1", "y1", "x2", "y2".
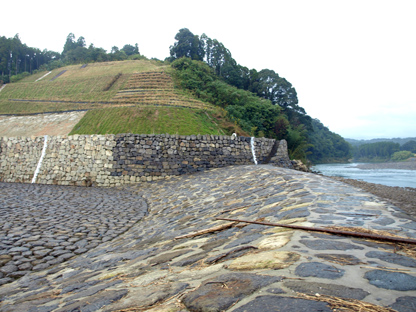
[{"x1": 0, "y1": 111, "x2": 86, "y2": 137}]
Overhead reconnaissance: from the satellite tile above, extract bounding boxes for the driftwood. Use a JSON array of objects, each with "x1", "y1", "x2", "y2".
[
  {"x1": 174, "y1": 222, "x2": 238, "y2": 240},
  {"x1": 218, "y1": 205, "x2": 252, "y2": 215},
  {"x1": 215, "y1": 217, "x2": 416, "y2": 245},
  {"x1": 298, "y1": 293, "x2": 397, "y2": 312}
]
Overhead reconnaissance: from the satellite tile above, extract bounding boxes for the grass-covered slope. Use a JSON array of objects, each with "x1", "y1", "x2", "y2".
[
  {"x1": 0, "y1": 60, "x2": 211, "y2": 113},
  {"x1": 0, "y1": 60, "x2": 242, "y2": 136},
  {"x1": 0, "y1": 61, "x2": 158, "y2": 106},
  {"x1": 69, "y1": 106, "x2": 226, "y2": 136}
]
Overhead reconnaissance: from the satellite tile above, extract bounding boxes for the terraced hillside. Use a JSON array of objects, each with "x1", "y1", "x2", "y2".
[
  {"x1": 0, "y1": 60, "x2": 210, "y2": 115},
  {"x1": 112, "y1": 71, "x2": 208, "y2": 109},
  {"x1": 0, "y1": 60, "x2": 234, "y2": 137}
]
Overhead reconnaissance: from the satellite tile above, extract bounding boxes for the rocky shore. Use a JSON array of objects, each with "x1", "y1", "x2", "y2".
[
  {"x1": 314, "y1": 159, "x2": 416, "y2": 219},
  {"x1": 329, "y1": 176, "x2": 416, "y2": 219}
]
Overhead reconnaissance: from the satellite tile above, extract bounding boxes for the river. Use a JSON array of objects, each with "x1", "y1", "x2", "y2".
[{"x1": 311, "y1": 163, "x2": 416, "y2": 188}]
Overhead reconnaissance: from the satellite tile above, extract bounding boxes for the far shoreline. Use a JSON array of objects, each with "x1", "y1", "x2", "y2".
[
  {"x1": 355, "y1": 159, "x2": 416, "y2": 171},
  {"x1": 313, "y1": 159, "x2": 416, "y2": 171}
]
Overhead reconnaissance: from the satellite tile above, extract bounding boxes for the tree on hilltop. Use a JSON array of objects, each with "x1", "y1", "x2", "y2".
[
  {"x1": 61, "y1": 33, "x2": 140, "y2": 63},
  {"x1": 168, "y1": 28, "x2": 352, "y2": 164},
  {"x1": 169, "y1": 28, "x2": 205, "y2": 61},
  {"x1": 401, "y1": 140, "x2": 416, "y2": 153},
  {"x1": 63, "y1": 33, "x2": 85, "y2": 54},
  {"x1": 121, "y1": 43, "x2": 139, "y2": 56}
]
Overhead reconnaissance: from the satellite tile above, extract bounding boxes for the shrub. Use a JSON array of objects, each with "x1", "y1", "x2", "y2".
[
  {"x1": 10, "y1": 72, "x2": 31, "y2": 83},
  {"x1": 391, "y1": 151, "x2": 414, "y2": 161}
]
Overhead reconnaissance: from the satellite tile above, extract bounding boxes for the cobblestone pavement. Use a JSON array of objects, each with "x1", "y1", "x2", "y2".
[
  {"x1": 1, "y1": 165, "x2": 416, "y2": 311},
  {"x1": 0, "y1": 183, "x2": 147, "y2": 281}
]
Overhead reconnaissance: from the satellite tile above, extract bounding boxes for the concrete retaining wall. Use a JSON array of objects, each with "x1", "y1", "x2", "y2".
[{"x1": 0, "y1": 134, "x2": 292, "y2": 187}]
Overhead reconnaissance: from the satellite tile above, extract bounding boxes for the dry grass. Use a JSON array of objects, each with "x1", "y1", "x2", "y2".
[
  {"x1": 324, "y1": 226, "x2": 403, "y2": 238},
  {"x1": 0, "y1": 62, "x2": 212, "y2": 114},
  {"x1": 325, "y1": 225, "x2": 416, "y2": 259},
  {"x1": 398, "y1": 243, "x2": 416, "y2": 259},
  {"x1": 297, "y1": 293, "x2": 398, "y2": 312},
  {"x1": 111, "y1": 71, "x2": 210, "y2": 110},
  {"x1": 0, "y1": 61, "x2": 170, "y2": 107}
]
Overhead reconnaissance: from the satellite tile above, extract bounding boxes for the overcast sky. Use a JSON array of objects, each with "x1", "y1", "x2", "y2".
[{"x1": 3, "y1": 0, "x2": 416, "y2": 140}]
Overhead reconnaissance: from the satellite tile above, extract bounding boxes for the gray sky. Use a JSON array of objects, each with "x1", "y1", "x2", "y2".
[{"x1": 3, "y1": 0, "x2": 416, "y2": 140}]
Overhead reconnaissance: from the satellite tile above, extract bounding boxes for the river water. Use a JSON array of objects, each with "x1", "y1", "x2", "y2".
[{"x1": 311, "y1": 163, "x2": 416, "y2": 188}]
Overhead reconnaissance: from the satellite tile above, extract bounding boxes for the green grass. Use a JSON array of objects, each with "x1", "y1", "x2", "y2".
[
  {"x1": 69, "y1": 106, "x2": 226, "y2": 136},
  {"x1": 0, "y1": 100, "x2": 84, "y2": 115}
]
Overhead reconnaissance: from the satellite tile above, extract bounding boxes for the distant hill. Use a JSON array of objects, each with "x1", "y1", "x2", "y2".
[{"x1": 346, "y1": 137, "x2": 416, "y2": 147}]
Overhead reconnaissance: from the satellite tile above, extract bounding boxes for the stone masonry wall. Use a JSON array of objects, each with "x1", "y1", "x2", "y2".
[{"x1": 0, "y1": 134, "x2": 292, "y2": 187}]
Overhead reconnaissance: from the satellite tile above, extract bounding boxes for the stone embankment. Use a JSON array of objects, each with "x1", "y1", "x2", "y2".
[
  {"x1": 1, "y1": 165, "x2": 416, "y2": 311},
  {"x1": 0, "y1": 133, "x2": 291, "y2": 186}
]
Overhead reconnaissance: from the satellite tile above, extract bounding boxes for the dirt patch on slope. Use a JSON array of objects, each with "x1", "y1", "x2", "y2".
[{"x1": 0, "y1": 111, "x2": 87, "y2": 137}]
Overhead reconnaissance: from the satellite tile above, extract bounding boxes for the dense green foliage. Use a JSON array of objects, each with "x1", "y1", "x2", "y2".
[
  {"x1": 169, "y1": 29, "x2": 352, "y2": 164},
  {"x1": 62, "y1": 33, "x2": 142, "y2": 64},
  {"x1": 401, "y1": 140, "x2": 416, "y2": 153},
  {"x1": 347, "y1": 138, "x2": 416, "y2": 162},
  {"x1": 307, "y1": 119, "x2": 352, "y2": 163},
  {"x1": 353, "y1": 141, "x2": 400, "y2": 162},
  {"x1": 171, "y1": 58, "x2": 280, "y2": 137},
  {"x1": 169, "y1": 29, "x2": 308, "y2": 125},
  {"x1": 391, "y1": 151, "x2": 414, "y2": 161},
  {"x1": 0, "y1": 34, "x2": 59, "y2": 83},
  {"x1": 346, "y1": 137, "x2": 416, "y2": 147}
]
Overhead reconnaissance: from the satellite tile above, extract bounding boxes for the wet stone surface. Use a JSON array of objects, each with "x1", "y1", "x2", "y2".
[
  {"x1": 366, "y1": 250, "x2": 416, "y2": 267},
  {"x1": 182, "y1": 273, "x2": 279, "y2": 312},
  {"x1": 389, "y1": 296, "x2": 416, "y2": 312},
  {"x1": 365, "y1": 270, "x2": 416, "y2": 291},
  {"x1": 294, "y1": 262, "x2": 345, "y2": 279},
  {"x1": 233, "y1": 296, "x2": 332, "y2": 312},
  {"x1": 1, "y1": 165, "x2": 416, "y2": 311},
  {"x1": 284, "y1": 281, "x2": 370, "y2": 300},
  {"x1": 299, "y1": 239, "x2": 365, "y2": 250}
]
